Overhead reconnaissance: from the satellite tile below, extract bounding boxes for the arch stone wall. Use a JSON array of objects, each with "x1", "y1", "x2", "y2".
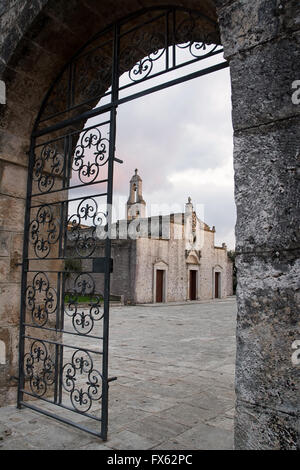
[
  {"x1": 0, "y1": 0, "x2": 299, "y2": 449},
  {"x1": 217, "y1": 0, "x2": 300, "y2": 449}
]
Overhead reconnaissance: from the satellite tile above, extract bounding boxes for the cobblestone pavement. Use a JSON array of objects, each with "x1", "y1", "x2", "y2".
[{"x1": 0, "y1": 297, "x2": 236, "y2": 450}]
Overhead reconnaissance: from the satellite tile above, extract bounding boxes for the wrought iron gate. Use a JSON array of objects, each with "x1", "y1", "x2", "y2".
[{"x1": 17, "y1": 6, "x2": 228, "y2": 439}]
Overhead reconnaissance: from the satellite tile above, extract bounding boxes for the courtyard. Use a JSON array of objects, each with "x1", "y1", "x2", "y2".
[{"x1": 0, "y1": 297, "x2": 236, "y2": 450}]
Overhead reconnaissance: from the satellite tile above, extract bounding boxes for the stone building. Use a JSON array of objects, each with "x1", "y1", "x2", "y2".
[{"x1": 77, "y1": 170, "x2": 233, "y2": 304}]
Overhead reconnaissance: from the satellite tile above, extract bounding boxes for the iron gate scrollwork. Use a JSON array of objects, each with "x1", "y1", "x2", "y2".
[{"x1": 18, "y1": 6, "x2": 228, "y2": 439}]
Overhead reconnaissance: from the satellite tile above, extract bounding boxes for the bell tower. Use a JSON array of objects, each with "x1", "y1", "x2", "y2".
[{"x1": 126, "y1": 169, "x2": 146, "y2": 220}]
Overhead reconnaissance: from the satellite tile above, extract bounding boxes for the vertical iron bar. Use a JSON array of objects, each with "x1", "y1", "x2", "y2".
[
  {"x1": 62, "y1": 134, "x2": 68, "y2": 190},
  {"x1": 56, "y1": 271, "x2": 61, "y2": 331},
  {"x1": 67, "y1": 62, "x2": 75, "y2": 111},
  {"x1": 58, "y1": 132, "x2": 71, "y2": 404},
  {"x1": 58, "y1": 202, "x2": 64, "y2": 260},
  {"x1": 101, "y1": 20, "x2": 120, "y2": 442},
  {"x1": 54, "y1": 343, "x2": 59, "y2": 403},
  {"x1": 58, "y1": 344, "x2": 64, "y2": 404},
  {"x1": 165, "y1": 11, "x2": 169, "y2": 71},
  {"x1": 17, "y1": 136, "x2": 36, "y2": 407},
  {"x1": 60, "y1": 272, "x2": 66, "y2": 332},
  {"x1": 62, "y1": 134, "x2": 73, "y2": 260},
  {"x1": 172, "y1": 8, "x2": 176, "y2": 68},
  {"x1": 55, "y1": 270, "x2": 61, "y2": 403},
  {"x1": 70, "y1": 61, "x2": 76, "y2": 109},
  {"x1": 58, "y1": 273, "x2": 65, "y2": 404}
]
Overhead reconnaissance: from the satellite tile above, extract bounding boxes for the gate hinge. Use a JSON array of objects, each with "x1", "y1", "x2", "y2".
[
  {"x1": 14, "y1": 260, "x2": 28, "y2": 270},
  {"x1": 108, "y1": 376, "x2": 117, "y2": 385}
]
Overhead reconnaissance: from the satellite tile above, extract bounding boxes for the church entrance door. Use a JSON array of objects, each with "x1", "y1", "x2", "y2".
[
  {"x1": 215, "y1": 272, "x2": 220, "y2": 298},
  {"x1": 156, "y1": 270, "x2": 164, "y2": 303},
  {"x1": 189, "y1": 270, "x2": 197, "y2": 300}
]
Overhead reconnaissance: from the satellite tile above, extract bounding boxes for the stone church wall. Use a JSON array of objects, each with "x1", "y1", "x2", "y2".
[
  {"x1": 135, "y1": 236, "x2": 188, "y2": 303},
  {"x1": 214, "y1": 247, "x2": 232, "y2": 298},
  {"x1": 133, "y1": 226, "x2": 233, "y2": 303},
  {"x1": 199, "y1": 229, "x2": 216, "y2": 300}
]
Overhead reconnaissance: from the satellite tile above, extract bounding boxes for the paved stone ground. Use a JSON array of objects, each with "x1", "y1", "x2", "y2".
[{"x1": 0, "y1": 297, "x2": 236, "y2": 450}]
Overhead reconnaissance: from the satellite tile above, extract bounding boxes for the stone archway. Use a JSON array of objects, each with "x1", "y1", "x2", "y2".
[{"x1": 0, "y1": 0, "x2": 299, "y2": 449}]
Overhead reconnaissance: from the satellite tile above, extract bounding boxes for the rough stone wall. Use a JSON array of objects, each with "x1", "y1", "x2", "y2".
[{"x1": 217, "y1": 0, "x2": 300, "y2": 450}]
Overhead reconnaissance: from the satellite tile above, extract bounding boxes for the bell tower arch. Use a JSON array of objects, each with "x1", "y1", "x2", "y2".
[{"x1": 126, "y1": 169, "x2": 146, "y2": 220}]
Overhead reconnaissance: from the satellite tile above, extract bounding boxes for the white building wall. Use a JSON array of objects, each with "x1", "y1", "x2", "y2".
[
  {"x1": 198, "y1": 229, "x2": 215, "y2": 300},
  {"x1": 135, "y1": 236, "x2": 187, "y2": 303}
]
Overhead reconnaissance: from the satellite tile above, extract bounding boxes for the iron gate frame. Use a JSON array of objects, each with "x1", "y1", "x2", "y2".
[{"x1": 17, "y1": 5, "x2": 229, "y2": 440}]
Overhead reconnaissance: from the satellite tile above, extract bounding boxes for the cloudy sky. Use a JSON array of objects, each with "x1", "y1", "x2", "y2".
[
  {"x1": 113, "y1": 54, "x2": 235, "y2": 249},
  {"x1": 73, "y1": 50, "x2": 236, "y2": 249}
]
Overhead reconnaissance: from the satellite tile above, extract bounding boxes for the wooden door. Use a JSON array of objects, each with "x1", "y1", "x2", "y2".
[
  {"x1": 215, "y1": 272, "x2": 220, "y2": 298},
  {"x1": 189, "y1": 270, "x2": 197, "y2": 300},
  {"x1": 156, "y1": 270, "x2": 164, "y2": 303}
]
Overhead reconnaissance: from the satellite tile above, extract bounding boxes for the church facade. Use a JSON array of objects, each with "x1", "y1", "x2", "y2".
[{"x1": 77, "y1": 170, "x2": 233, "y2": 305}]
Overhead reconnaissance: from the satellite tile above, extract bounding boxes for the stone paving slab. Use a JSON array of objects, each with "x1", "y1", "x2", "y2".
[
  {"x1": 167, "y1": 422, "x2": 234, "y2": 450},
  {"x1": 0, "y1": 297, "x2": 237, "y2": 450}
]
